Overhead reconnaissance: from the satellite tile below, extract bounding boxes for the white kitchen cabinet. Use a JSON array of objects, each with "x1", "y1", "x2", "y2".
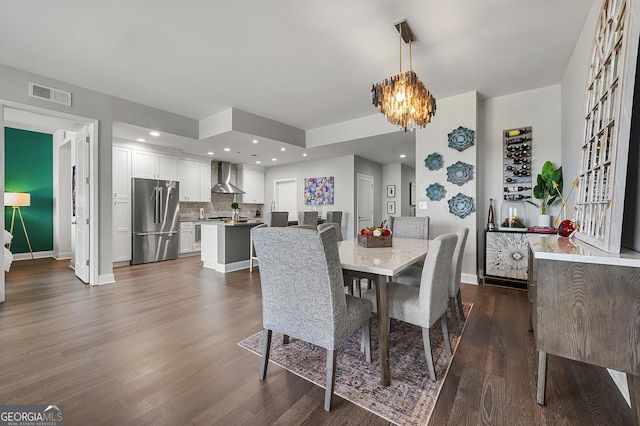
[
  {"x1": 132, "y1": 149, "x2": 178, "y2": 180},
  {"x1": 112, "y1": 145, "x2": 131, "y2": 199},
  {"x1": 199, "y1": 161, "x2": 211, "y2": 202},
  {"x1": 178, "y1": 159, "x2": 211, "y2": 202},
  {"x1": 112, "y1": 199, "x2": 131, "y2": 262},
  {"x1": 180, "y1": 221, "x2": 193, "y2": 254},
  {"x1": 236, "y1": 164, "x2": 264, "y2": 204}
]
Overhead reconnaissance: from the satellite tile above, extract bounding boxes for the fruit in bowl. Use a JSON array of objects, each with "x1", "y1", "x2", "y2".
[{"x1": 360, "y1": 220, "x2": 392, "y2": 237}]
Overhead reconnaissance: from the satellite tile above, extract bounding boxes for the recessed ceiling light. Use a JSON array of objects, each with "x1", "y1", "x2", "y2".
[
  {"x1": 149, "y1": 131, "x2": 160, "y2": 137},
  {"x1": 207, "y1": 152, "x2": 214, "y2": 156},
  {"x1": 253, "y1": 139, "x2": 258, "y2": 144},
  {"x1": 272, "y1": 158, "x2": 277, "y2": 161},
  {"x1": 256, "y1": 160, "x2": 261, "y2": 164},
  {"x1": 280, "y1": 147, "x2": 286, "y2": 151},
  {"x1": 303, "y1": 153, "x2": 307, "y2": 157},
  {"x1": 400, "y1": 154, "x2": 406, "y2": 158},
  {"x1": 224, "y1": 148, "x2": 231, "y2": 152},
  {"x1": 136, "y1": 138, "x2": 146, "y2": 142}
]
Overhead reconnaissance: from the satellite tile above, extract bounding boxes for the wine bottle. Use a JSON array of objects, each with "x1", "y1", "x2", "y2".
[
  {"x1": 505, "y1": 165, "x2": 514, "y2": 171},
  {"x1": 487, "y1": 198, "x2": 496, "y2": 230},
  {"x1": 506, "y1": 137, "x2": 530, "y2": 145},
  {"x1": 505, "y1": 177, "x2": 515, "y2": 183},
  {"x1": 504, "y1": 194, "x2": 531, "y2": 200},
  {"x1": 505, "y1": 128, "x2": 529, "y2": 138},
  {"x1": 504, "y1": 186, "x2": 532, "y2": 192}
]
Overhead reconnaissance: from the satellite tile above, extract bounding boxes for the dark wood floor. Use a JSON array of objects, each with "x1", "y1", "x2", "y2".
[{"x1": 0, "y1": 257, "x2": 632, "y2": 425}]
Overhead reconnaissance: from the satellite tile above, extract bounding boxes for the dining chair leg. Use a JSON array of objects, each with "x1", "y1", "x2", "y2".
[
  {"x1": 355, "y1": 279, "x2": 362, "y2": 297},
  {"x1": 282, "y1": 334, "x2": 289, "y2": 344},
  {"x1": 441, "y1": 314, "x2": 452, "y2": 356},
  {"x1": 344, "y1": 276, "x2": 353, "y2": 295},
  {"x1": 449, "y1": 296, "x2": 461, "y2": 335},
  {"x1": 362, "y1": 318, "x2": 371, "y2": 363},
  {"x1": 421, "y1": 327, "x2": 436, "y2": 381},
  {"x1": 259, "y1": 329, "x2": 272, "y2": 380},
  {"x1": 456, "y1": 290, "x2": 465, "y2": 321},
  {"x1": 325, "y1": 349, "x2": 337, "y2": 411}
]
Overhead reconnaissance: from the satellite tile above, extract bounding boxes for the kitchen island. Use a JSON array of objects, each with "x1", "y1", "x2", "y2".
[{"x1": 201, "y1": 221, "x2": 262, "y2": 273}]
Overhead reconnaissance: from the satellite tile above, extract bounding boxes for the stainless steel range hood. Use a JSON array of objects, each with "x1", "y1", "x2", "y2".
[{"x1": 211, "y1": 161, "x2": 245, "y2": 194}]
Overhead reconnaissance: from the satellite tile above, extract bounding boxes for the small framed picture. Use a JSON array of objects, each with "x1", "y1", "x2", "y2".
[
  {"x1": 387, "y1": 201, "x2": 396, "y2": 214},
  {"x1": 409, "y1": 182, "x2": 416, "y2": 206},
  {"x1": 387, "y1": 185, "x2": 396, "y2": 198}
]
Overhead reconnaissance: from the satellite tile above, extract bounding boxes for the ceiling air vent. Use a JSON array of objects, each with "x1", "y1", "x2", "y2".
[{"x1": 28, "y1": 82, "x2": 72, "y2": 106}]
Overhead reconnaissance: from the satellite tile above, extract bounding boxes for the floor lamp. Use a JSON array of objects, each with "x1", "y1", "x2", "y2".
[{"x1": 5, "y1": 192, "x2": 34, "y2": 259}]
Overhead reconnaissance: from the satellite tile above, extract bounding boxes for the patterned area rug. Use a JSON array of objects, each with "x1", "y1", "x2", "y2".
[{"x1": 238, "y1": 303, "x2": 472, "y2": 425}]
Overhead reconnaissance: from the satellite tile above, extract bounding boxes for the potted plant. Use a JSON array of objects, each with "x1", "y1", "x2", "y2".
[
  {"x1": 526, "y1": 161, "x2": 563, "y2": 227},
  {"x1": 231, "y1": 201, "x2": 240, "y2": 221}
]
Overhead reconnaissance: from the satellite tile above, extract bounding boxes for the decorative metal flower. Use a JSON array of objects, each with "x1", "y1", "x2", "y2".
[
  {"x1": 448, "y1": 193, "x2": 475, "y2": 218},
  {"x1": 448, "y1": 126, "x2": 475, "y2": 151},
  {"x1": 426, "y1": 183, "x2": 446, "y2": 201},
  {"x1": 424, "y1": 152, "x2": 443, "y2": 170},
  {"x1": 446, "y1": 161, "x2": 474, "y2": 186}
]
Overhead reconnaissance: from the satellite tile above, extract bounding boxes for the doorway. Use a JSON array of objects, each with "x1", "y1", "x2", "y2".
[
  {"x1": 357, "y1": 173, "x2": 374, "y2": 232},
  {"x1": 0, "y1": 102, "x2": 98, "y2": 300},
  {"x1": 274, "y1": 178, "x2": 297, "y2": 221}
]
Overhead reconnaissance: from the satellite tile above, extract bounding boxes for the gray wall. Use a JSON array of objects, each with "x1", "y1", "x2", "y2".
[{"x1": 0, "y1": 63, "x2": 198, "y2": 281}]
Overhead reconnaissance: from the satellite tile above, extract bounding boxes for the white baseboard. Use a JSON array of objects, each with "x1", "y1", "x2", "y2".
[
  {"x1": 53, "y1": 252, "x2": 72, "y2": 260},
  {"x1": 12, "y1": 251, "x2": 53, "y2": 261},
  {"x1": 96, "y1": 273, "x2": 115, "y2": 285},
  {"x1": 461, "y1": 272, "x2": 479, "y2": 285}
]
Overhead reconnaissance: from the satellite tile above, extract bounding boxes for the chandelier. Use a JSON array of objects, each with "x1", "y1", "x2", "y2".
[{"x1": 372, "y1": 20, "x2": 436, "y2": 131}]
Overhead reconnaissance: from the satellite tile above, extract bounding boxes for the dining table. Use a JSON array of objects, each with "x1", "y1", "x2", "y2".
[{"x1": 338, "y1": 237, "x2": 431, "y2": 386}]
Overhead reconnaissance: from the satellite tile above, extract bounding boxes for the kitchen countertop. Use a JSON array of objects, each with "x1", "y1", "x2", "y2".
[
  {"x1": 180, "y1": 218, "x2": 263, "y2": 223},
  {"x1": 200, "y1": 219, "x2": 263, "y2": 226}
]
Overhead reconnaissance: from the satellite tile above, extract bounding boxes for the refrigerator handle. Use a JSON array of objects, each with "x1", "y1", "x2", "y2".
[
  {"x1": 154, "y1": 187, "x2": 159, "y2": 224},
  {"x1": 158, "y1": 187, "x2": 164, "y2": 222}
]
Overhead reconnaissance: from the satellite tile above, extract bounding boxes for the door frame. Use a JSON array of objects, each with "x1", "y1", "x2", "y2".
[
  {"x1": 0, "y1": 100, "x2": 99, "y2": 290},
  {"x1": 273, "y1": 178, "x2": 297, "y2": 220},
  {"x1": 356, "y1": 173, "x2": 374, "y2": 235}
]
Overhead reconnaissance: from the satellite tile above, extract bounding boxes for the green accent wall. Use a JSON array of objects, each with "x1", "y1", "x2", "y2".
[{"x1": 4, "y1": 127, "x2": 53, "y2": 254}]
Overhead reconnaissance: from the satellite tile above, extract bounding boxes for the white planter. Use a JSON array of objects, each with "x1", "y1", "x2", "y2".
[{"x1": 537, "y1": 214, "x2": 551, "y2": 227}]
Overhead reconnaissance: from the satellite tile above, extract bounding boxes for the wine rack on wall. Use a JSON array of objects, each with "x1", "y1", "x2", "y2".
[{"x1": 503, "y1": 127, "x2": 533, "y2": 202}]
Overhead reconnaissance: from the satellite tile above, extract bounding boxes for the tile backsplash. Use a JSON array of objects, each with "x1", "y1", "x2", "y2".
[
  {"x1": 180, "y1": 199, "x2": 263, "y2": 220},
  {"x1": 179, "y1": 163, "x2": 263, "y2": 220}
]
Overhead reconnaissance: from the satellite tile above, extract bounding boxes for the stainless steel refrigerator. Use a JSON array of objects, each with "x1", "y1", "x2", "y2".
[{"x1": 131, "y1": 178, "x2": 180, "y2": 265}]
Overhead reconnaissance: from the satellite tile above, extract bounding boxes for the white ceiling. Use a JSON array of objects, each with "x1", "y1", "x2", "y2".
[{"x1": 0, "y1": 0, "x2": 595, "y2": 167}]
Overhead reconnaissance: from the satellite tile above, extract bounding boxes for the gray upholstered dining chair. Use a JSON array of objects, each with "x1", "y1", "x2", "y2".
[
  {"x1": 251, "y1": 226, "x2": 372, "y2": 411},
  {"x1": 326, "y1": 211, "x2": 342, "y2": 226},
  {"x1": 317, "y1": 222, "x2": 343, "y2": 241},
  {"x1": 396, "y1": 228, "x2": 469, "y2": 335},
  {"x1": 390, "y1": 216, "x2": 430, "y2": 269},
  {"x1": 389, "y1": 216, "x2": 430, "y2": 239},
  {"x1": 297, "y1": 210, "x2": 319, "y2": 226},
  {"x1": 362, "y1": 233, "x2": 458, "y2": 382},
  {"x1": 265, "y1": 211, "x2": 289, "y2": 227}
]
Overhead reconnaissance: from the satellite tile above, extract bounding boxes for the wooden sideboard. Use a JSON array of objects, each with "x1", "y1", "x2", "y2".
[{"x1": 527, "y1": 234, "x2": 640, "y2": 425}]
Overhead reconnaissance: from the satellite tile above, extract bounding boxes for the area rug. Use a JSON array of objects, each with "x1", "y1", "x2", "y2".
[{"x1": 238, "y1": 303, "x2": 472, "y2": 425}]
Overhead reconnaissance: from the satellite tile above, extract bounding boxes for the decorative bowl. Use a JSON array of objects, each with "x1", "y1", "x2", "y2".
[
  {"x1": 448, "y1": 193, "x2": 475, "y2": 218},
  {"x1": 446, "y1": 161, "x2": 474, "y2": 186},
  {"x1": 426, "y1": 183, "x2": 446, "y2": 201},
  {"x1": 424, "y1": 152, "x2": 444, "y2": 170},
  {"x1": 448, "y1": 126, "x2": 475, "y2": 151}
]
